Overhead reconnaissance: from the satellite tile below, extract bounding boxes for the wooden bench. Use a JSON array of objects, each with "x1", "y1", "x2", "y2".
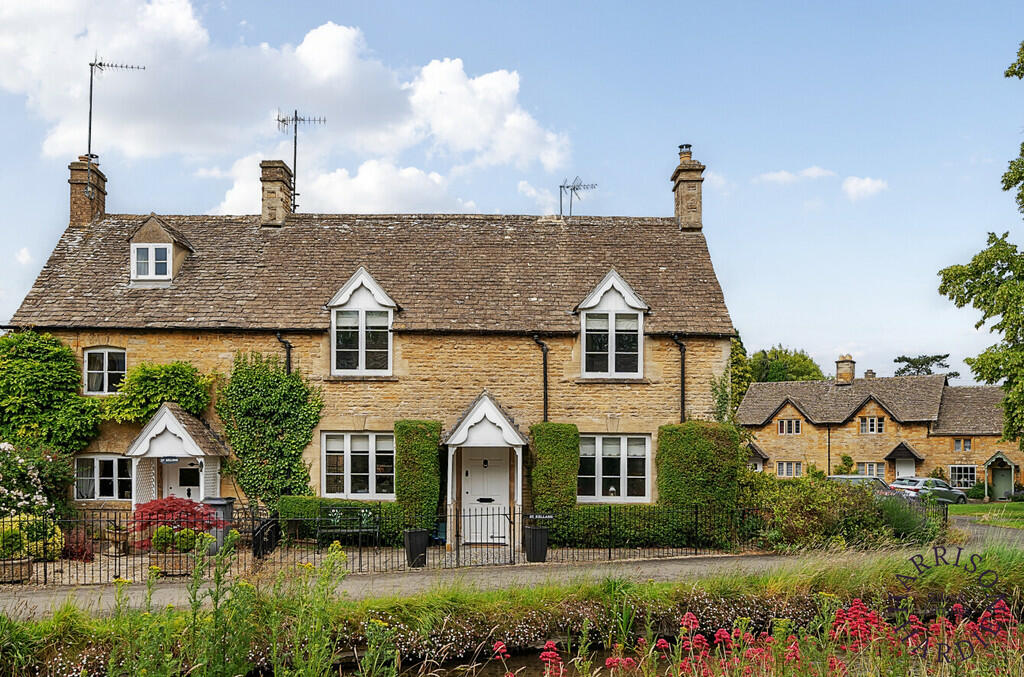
[{"x1": 315, "y1": 504, "x2": 381, "y2": 568}]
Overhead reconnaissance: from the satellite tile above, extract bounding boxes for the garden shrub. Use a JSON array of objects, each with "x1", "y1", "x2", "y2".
[
  {"x1": 132, "y1": 498, "x2": 223, "y2": 550},
  {"x1": 18, "y1": 516, "x2": 63, "y2": 561},
  {"x1": 174, "y1": 528, "x2": 198, "y2": 552},
  {"x1": 928, "y1": 466, "x2": 948, "y2": 480},
  {"x1": 529, "y1": 422, "x2": 579, "y2": 515},
  {"x1": 877, "y1": 497, "x2": 938, "y2": 544},
  {"x1": 656, "y1": 422, "x2": 745, "y2": 507},
  {"x1": 394, "y1": 420, "x2": 442, "y2": 528},
  {"x1": 60, "y1": 527, "x2": 94, "y2": 562},
  {"x1": 277, "y1": 495, "x2": 406, "y2": 546},
  {"x1": 0, "y1": 441, "x2": 75, "y2": 517},
  {"x1": 151, "y1": 526, "x2": 175, "y2": 552},
  {"x1": 967, "y1": 481, "x2": 990, "y2": 500},
  {"x1": 0, "y1": 331, "x2": 101, "y2": 453},
  {"x1": 0, "y1": 525, "x2": 24, "y2": 559},
  {"x1": 102, "y1": 361, "x2": 213, "y2": 423},
  {"x1": 217, "y1": 353, "x2": 322, "y2": 510},
  {"x1": 833, "y1": 454, "x2": 855, "y2": 475}
]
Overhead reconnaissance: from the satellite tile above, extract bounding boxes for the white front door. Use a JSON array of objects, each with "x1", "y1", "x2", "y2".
[
  {"x1": 462, "y1": 447, "x2": 509, "y2": 544},
  {"x1": 162, "y1": 462, "x2": 202, "y2": 501},
  {"x1": 895, "y1": 459, "x2": 916, "y2": 478}
]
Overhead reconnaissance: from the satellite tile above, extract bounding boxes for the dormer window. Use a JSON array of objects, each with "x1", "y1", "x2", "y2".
[
  {"x1": 328, "y1": 268, "x2": 398, "y2": 376},
  {"x1": 576, "y1": 270, "x2": 649, "y2": 379},
  {"x1": 132, "y1": 243, "x2": 171, "y2": 280}
]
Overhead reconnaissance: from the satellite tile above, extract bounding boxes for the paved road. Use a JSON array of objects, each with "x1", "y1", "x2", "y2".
[
  {"x1": 951, "y1": 515, "x2": 1024, "y2": 548},
  {"x1": 0, "y1": 552, "x2": 806, "y2": 620}
]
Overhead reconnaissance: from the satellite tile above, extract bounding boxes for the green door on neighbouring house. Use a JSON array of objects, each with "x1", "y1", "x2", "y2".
[{"x1": 992, "y1": 467, "x2": 1013, "y2": 500}]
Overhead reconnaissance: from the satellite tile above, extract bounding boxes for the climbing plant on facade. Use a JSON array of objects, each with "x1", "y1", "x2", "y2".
[
  {"x1": 102, "y1": 361, "x2": 213, "y2": 423},
  {"x1": 216, "y1": 353, "x2": 323, "y2": 509},
  {"x1": 0, "y1": 331, "x2": 101, "y2": 453}
]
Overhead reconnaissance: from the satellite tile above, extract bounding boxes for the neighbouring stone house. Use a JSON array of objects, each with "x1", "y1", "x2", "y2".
[
  {"x1": 735, "y1": 355, "x2": 1020, "y2": 499},
  {"x1": 8, "y1": 146, "x2": 735, "y2": 539}
]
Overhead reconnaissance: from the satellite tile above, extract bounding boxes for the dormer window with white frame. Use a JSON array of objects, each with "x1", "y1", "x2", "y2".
[
  {"x1": 576, "y1": 270, "x2": 649, "y2": 379},
  {"x1": 327, "y1": 267, "x2": 398, "y2": 376},
  {"x1": 131, "y1": 243, "x2": 172, "y2": 280}
]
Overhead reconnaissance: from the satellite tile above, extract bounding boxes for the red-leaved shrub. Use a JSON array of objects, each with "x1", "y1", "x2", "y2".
[
  {"x1": 131, "y1": 498, "x2": 225, "y2": 550},
  {"x1": 61, "y1": 527, "x2": 95, "y2": 563}
]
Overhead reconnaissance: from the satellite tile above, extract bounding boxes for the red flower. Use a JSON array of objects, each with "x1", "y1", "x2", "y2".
[{"x1": 681, "y1": 612, "x2": 699, "y2": 630}]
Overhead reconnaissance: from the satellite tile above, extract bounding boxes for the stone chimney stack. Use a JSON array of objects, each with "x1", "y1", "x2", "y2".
[
  {"x1": 836, "y1": 355, "x2": 856, "y2": 385},
  {"x1": 260, "y1": 160, "x2": 293, "y2": 227},
  {"x1": 671, "y1": 144, "x2": 705, "y2": 230},
  {"x1": 864, "y1": 369, "x2": 876, "y2": 379},
  {"x1": 68, "y1": 156, "x2": 107, "y2": 226}
]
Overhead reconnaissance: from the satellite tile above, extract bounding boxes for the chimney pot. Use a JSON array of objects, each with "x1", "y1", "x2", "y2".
[
  {"x1": 68, "y1": 156, "x2": 107, "y2": 226},
  {"x1": 864, "y1": 369, "x2": 876, "y2": 379},
  {"x1": 835, "y1": 354, "x2": 856, "y2": 385},
  {"x1": 260, "y1": 160, "x2": 293, "y2": 226},
  {"x1": 670, "y1": 144, "x2": 704, "y2": 230}
]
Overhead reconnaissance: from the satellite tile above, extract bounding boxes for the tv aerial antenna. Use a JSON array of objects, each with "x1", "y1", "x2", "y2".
[
  {"x1": 559, "y1": 177, "x2": 597, "y2": 217},
  {"x1": 276, "y1": 109, "x2": 326, "y2": 212},
  {"x1": 85, "y1": 56, "x2": 145, "y2": 196}
]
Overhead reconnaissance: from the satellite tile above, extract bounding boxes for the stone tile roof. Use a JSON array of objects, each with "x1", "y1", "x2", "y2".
[
  {"x1": 931, "y1": 386, "x2": 1005, "y2": 436},
  {"x1": 734, "y1": 375, "x2": 948, "y2": 426},
  {"x1": 162, "y1": 403, "x2": 230, "y2": 457},
  {"x1": 10, "y1": 213, "x2": 734, "y2": 335}
]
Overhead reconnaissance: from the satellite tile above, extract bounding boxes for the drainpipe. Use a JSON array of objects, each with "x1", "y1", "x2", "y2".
[
  {"x1": 532, "y1": 335, "x2": 549, "y2": 422},
  {"x1": 670, "y1": 334, "x2": 687, "y2": 423},
  {"x1": 827, "y1": 425, "x2": 831, "y2": 475},
  {"x1": 275, "y1": 331, "x2": 293, "y2": 374}
]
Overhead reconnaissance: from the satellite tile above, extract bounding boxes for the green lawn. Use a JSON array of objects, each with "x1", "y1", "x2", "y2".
[{"x1": 949, "y1": 501, "x2": 1024, "y2": 519}]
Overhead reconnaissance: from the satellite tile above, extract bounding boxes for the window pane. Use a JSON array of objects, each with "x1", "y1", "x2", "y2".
[
  {"x1": 578, "y1": 457, "x2": 595, "y2": 476},
  {"x1": 364, "y1": 350, "x2": 388, "y2": 370},
  {"x1": 335, "y1": 329, "x2": 358, "y2": 349},
  {"x1": 351, "y1": 475, "x2": 369, "y2": 494},
  {"x1": 365, "y1": 328, "x2": 388, "y2": 350},
  {"x1": 376, "y1": 435, "x2": 394, "y2": 452},
  {"x1": 107, "y1": 351, "x2": 125, "y2": 372},
  {"x1": 75, "y1": 459, "x2": 95, "y2": 499},
  {"x1": 351, "y1": 435, "x2": 370, "y2": 452},
  {"x1": 375, "y1": 474, "x2": 394, "y2": 494},
  {"x1": 108, "y1": 372, "x2": 124, "y2": 391},
  {"x1": 179, "y1": 468, "x2": 200, "y2": 486},
  {"x1": 351, "y1": 454, "x2": 369, "y2": 474},
  {"x1": 954, "y1": 440, "x2": 961, "y2": 452},
  {"x1": 155, "y1": 261, "x2": 168, "y2": 276},
  {"x1": 376, "y1": 454, "x2": 394, "y2": 474},
  {"x1": 964, "y1": 440, "x2": 971, "y2": 451},
  {"x1": 614, "y1": 353, "x2": 638, "y2": 373},
  {"x1": 117, "y1": 459, "x2": 132, "y2": 478},
  {"x1": 585, "y1": 314, "x2": 609, "y2": 331},
  {"x1": 336, "y1": 311, "x2": 359, "y2": 328},
  {"x1": 602, "y1": 477, "x2": 620, "y2": 497},
  {"x1": 136, "y1": 248, "x2": 149, "y2": 262},
  {"x1": 99, "y1": 479, "x2": 114, "y2": 497},
  {"x1": 614, "y1": 314, "x2": 639, "y2": 331},
  {"x1": 325, "y1": 454, "x2": 344, "y2": 474},
  {"x1": 87, "y1": 352, "x2": 105, "y2": 371},
  {"x1": 366, "y1": 311, "x2": 389, "y2": 327},
  {"x1": 99, "y1": 459, "x2": 114, "y2": 478},
  {"x1": 87, "y1": 373, "x2": 104, "y2": 392},
  {"x1": 136, "y1": 260, "x2": 149, "y2": 277},
  {"x1": 615, "y1": 330, "x2": 638, "y2": 353},
  {"x1": 602, "y1": 437, "x2": 621, "y2": 457},
  {"x1": 578, "y1": 477, "x2": 596, "y2": 496},
  {"x1": 325, "y1": 435, "x2": 345, "y2": 452},
  {"x1": 326, "y1": 475, "x2": 344, "y2": 494},
  {"x1": 117, "y1": 479, "x2": 132, "y2": 500},
  {"x1": 580, "y1": 437, "x2": 596, "y2": 456},
  {"x1": 154, "y1": 247, "x2": 168, "y2": 262},
  {"x1": 627, "y1": 457, "x2": 645, "y2": 477},
  {"x1": 585, "y1": 353, "x2": 609, "y2": 373},
  {"x1": 602, "y1": 456, "x2": 620, "y2": 478},
  {"x1": 627, "y1": 478, "x2": 645, "y2": 497},
  {"x1": 336, "y1": 351, "x2": 358, "y2": 370},
  {"x1": 585, "y1": 332, "x2": 609, "y2": 353}
]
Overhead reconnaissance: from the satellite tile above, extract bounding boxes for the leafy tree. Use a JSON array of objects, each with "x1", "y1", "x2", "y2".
[
  {"x1": 730, "y1": 336, "x2": 753, "y2": 412},
  {"x1": 939, "y1": 232, "x2": 1024, "y2": 447},
  {"x1": 893, "y1": 354, "x2": 960, "y2": 379},
  {"x1": 0, "y1": 331, "x2": 101, "y2": 453},
  {"x1": 216, "y1": 353, "x2": 322, "y2": 509},
  {"x1": 749, "y1": 345, "x2": 825, "y2": 383},
  {"x1": 102, "y1": 362, "x2": 213, "y2": 423},
  {"x1": 1002, "y1": 41, "x2": 1024, "y2": 213}
]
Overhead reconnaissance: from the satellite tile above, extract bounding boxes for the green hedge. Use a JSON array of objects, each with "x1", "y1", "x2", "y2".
[
  {"x1": 529, "y1": 423, "x2": 580, "y2": 514},
  {"x1": 394, "y1": 420, "x2": 442, "y2": 528},
  {"x1": 277, "y1": 496, "x2": 408, "y2": 547},
  {"x1": 656, "y1": 422, "x2": 744, "y2": 507}
]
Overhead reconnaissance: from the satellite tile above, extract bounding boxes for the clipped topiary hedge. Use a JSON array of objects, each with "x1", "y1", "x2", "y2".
[
  {"x1": 529, "y1": 422, "x2": 580, "y2": 515},
  {"x1": 394, "y1": 420, "x2": 442, "y2": 528},
  {"x1": 277, "y1": 495, "x2": 406, "y2": 546},
  {"x1": 656, "y1": 422, "x2": 745, "y2": 507}
]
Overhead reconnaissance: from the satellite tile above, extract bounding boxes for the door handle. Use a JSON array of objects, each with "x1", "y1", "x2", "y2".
[{"x1": 477, "y1": 497, "x2": 494, "y2": 503}]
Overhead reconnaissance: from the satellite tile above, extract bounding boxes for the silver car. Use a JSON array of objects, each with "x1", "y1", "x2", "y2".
[{"x1": 889, "y1": 477, "x2": 967, "y2": 504}]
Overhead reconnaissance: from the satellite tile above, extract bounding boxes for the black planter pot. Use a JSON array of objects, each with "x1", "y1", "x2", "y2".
[
  {"x1": 523, "y1": 525, "x2": 549, "y2": 563},
  {"x1": 403, "y1": 528, "x2": 429, "y2": 568}
]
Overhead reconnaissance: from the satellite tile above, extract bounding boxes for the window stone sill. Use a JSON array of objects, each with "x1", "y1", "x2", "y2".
[
  {"x1": 322, "y1": 375, "x2": 399, "y2": 382},
  {"x1": 574, "y1": 378, "x2": 651, "y2": 385}
]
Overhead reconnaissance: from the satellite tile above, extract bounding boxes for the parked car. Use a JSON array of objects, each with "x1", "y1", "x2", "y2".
[
  {"x1": 828, "y1": 475, "x2": 901, "y2": 497},
  {"x1": 889, "y1": 477, "x2": 967, "y2": 504}
]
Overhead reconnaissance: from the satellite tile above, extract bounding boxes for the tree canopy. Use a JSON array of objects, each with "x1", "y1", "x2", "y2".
[
  {"x1": 893, "y1": 354, "x2": 960, "y2": 379},
  {"x1": 1002, "y1": 41, "x2": 1024, "y2": 213},
  {"x1": 749, "y1": 345, "x2": 825, "y2": 383}
]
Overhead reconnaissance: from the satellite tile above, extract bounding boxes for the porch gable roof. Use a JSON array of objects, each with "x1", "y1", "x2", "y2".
[
  {"x1": 125, "y1": 402, "x2": 230, "y2": 458},
  {"x1": 444, "y1": 390, "x2": 528, "y2": 447}
]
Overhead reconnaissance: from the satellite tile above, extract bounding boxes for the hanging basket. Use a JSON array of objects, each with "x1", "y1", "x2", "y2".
[{"x1": 0, "y1": 557, "x2": 33, "y2": 584}]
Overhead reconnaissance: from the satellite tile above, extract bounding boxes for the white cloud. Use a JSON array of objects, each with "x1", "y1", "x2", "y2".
[
  {"x1": 15, "y1": 247, "x2": 32, "y2": 265},
  {"x1": 755, "y1": 166, "x2": 836, "y2": 184},
  {"x1": 842, "y1": 176, "x2": 888, "y2": 201},
  {"x1": 0, "y1": 2, "x2": 568, "y2": 212},
  {"x1": 517, "y1": 180, "x2": 557, "y2": 214},
  {"x1": 703, "y1": 170, "x2": 731, "y2": 195}
]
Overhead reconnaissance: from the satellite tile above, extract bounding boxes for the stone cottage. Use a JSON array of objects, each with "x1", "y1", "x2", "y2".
[
  {"x1": 9, "y1": 146, "x2": 735, "y2": 540},
  {"x1": 735, "y1": 355, "x2": 1020, "y2": 498}
]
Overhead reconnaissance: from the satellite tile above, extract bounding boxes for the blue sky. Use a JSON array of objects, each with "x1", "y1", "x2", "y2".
[{"x1": 1, "y1": 1, "x2": 1022, "y2": 382}]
